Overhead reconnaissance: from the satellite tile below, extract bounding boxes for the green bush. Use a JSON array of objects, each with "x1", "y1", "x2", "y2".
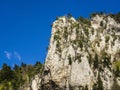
[
  {"x1": 105, "y1": 36, "x2": 110, "y2": 43},
  {"x1": 113, "y1": 61, "x2": 120, "y2": 77},
  {"x1": 91, "y1": 29, "x2": 94, "y2": 35},
  {"x1": 0, "y1": 62, "x2": 43, "y2": 89},
  {"x1": 88, "y1": 54, "x2": 92, "y2": 65},
  {"x1": 93, "y1": 54, "x2": 99, "y2": 69},
  {"x1": 78, "y1": 40, "x2": 83, "y2": 49},
  {"x1": 90, "y1": 12, "x2": 104, "y2": 18},
  {"x1": 76, "y1": 54, "x2": 82, "y2": 63},
  {"x1": 100, "y1": 21, "x2": 103, "y2": 26},
  {"x1": 63, "y1": 28, "x2": 68, "y2": 40},
  {"x1": 93, "y1": 73, "x2": 103, "y2": 90},
  {"x1": 109, "y1": 12, "x2": 120, "y2": 23},
  {"x1": 84, "y1": 28, "x2": 89, "y2": 37},
  {"x1": 77, "y1": 16, "x2": 91, "y2": 26}
]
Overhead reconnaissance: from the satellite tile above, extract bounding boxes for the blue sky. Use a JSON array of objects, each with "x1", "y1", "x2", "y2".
[{"x1": 0, "y1": 0, "x2": 120, "y2": 67}]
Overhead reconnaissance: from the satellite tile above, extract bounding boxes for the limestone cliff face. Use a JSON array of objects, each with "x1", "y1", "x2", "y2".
[{"x1": 32, "y1": 14, "x2": 120, "y2": 90}]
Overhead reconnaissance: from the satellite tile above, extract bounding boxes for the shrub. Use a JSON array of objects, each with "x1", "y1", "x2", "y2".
[
  {"x1": 105, "y1": 36, "x2": 110, "y2": 43},
  {"x1": 78, "y1": 40, "x2": 83, "y2": 49},
  {"x1": 97, "y1": 73, "x2": 103, "y2": 90},
  {"x1": 90, "y1": 12, "x2": 104, "y2": 18},
  {"x1": 113, "y1": 35, "x2": 117, "y2": 41},
  {"x1": 100, "y1": 21, "x2": 103, "y2": 26},
  {"x1": 88, "y1": 54, "x2": 92, "y2": 65},
  {"x1": 84, "y1": 28, "x2": 89, "y2": 37},
  {"x1": 77, "y1": 16, "x2": 91, "y2": 26},
  {"x1": 54, "y1": 34, "x2": 60, "y2": 41},
  {"x1": 91, "y1": 29, "x2": 94, "y2": 35},
  {"x1": 76, "y1": 54, "x2": 82, "y2": 63},
  {"x1": 63, "y1": 29, "x2": 68, "y2": 40},
  {"x1": 93, "y1": 54, "x2": 99, "y2": 69},
  {"x1": 67, "y1": 13, "x2": 72, "y2": 18},
  {"x1": 113, "y1": 61, "x2": 120, "y2": 77},
  {"x1": 93, "y1": 73, "x2": 103, "y2": 90},
  {"x1": 109, "y1": 12, "x2": 120, "y2": 23}
]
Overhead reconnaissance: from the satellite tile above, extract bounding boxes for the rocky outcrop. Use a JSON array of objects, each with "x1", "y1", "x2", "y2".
[{"x1": 31, "y1": 14, "x2": 120, "y2": 90}]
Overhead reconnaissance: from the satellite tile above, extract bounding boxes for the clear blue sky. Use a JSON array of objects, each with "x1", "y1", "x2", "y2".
[{"x1": 0, "y1": 0, "x2": 120, "y2": 67}]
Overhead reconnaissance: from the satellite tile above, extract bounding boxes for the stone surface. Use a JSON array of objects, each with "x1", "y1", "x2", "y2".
[{"x1": 31, "y1": 14, "x2": 120, "y2": 90}]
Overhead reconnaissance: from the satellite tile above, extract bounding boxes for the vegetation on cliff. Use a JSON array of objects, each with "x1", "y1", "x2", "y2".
[{"x1": 0, "y1": 62, "x2": 43, "y2": 90}]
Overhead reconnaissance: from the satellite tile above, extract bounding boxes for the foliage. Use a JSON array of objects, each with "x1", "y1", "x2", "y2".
[
  {"x1": 67, "y1": 13, "x2": 72, "y2": 19},
  {"x1": 75, "y1": 54, "x2": 82, "y2": 63},
  {"x1": 93, "y1": 73, "x2": 103, "y2": 90},
  {"x1": 100, "y1": 50, "x2": 111, "y2": 69},
  {"x1": 78, "y1": 40, "x2": 83, "y2": 49},
  {"x1": 77, "y1": 16, "x2": 91, "y2": 26},
  {"x1": 90, "y1": 11, "x2": 104, "y2": 18},
  {"x1": 93, "y1": 83, "x2": 98, "y2": 90},
  {"x1": 113, "y1": 61, "x2": 120, "y2": 77},
  {"x1": 63, "y1": 28, "x2": 68, "y2": 40},
  {"x1": 34, "y1": 61, "x2": 43, "y2": 74},
  {"x1": 91, "y1": 29, "x2": 94, "y2": 35},
  {"x1": 97, "y1": 73, "x2": 103, "y2": 90},
  {"x1": 54, "y1": 34, "x2": 60, "y2": 41},
  {"x1": 93, "y1": 54, "x2": 99, "y2": 69},
  {"x1": 84, "y1": 28, "x2": 89, "y2": 37},
  {"x1": 113, "y1": 35, "x2": 117, "y2": 41},
  {"x1": 88, "y1": 54, "x2": 92, "y2": 65},
  {"x1": 105, "y1": 36, "x2": 110, "y2": 43},
  {"x1": 100, "y1": 21, "x2": 103, "y2": 26},
  {"x1": 0, "y1": 61, "x2": 43, "y2": 89},
  {"x1": 0, "y1": 64, "x2": 15, "y2": 83},
  {"x1": 109, "y1": 12, "x2": 120, "y2": 23}
]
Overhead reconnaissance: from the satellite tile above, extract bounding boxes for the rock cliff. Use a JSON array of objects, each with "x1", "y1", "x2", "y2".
[{"x1": 32, "y1": 13, "x2": 120, "y2": 90}]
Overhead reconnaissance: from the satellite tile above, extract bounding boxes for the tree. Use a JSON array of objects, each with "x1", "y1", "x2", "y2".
[
  {"x1": 93, "y1": 73, "x2": 103, "y2": 90},
  {"x1": 94, "y1": 54, "x2": 99, "y2": 69},
  {"x1": 34, "y1": 61, "x2": 43, "y2": 74},
  {"x1": 109, "y1": 12, "x2": 120, "y2": 23},
  {"x1": 0, "y1": 63, "x2": 14, "y2": 82},
  {"x1": 21, "y1": 62, "x2": 26, "y2": 68},
  {"x1": 14, "y1": 64, "x2": 20, "y2": 72},
  {"x1": 0, "y1": 62, "x2": 43, "y2": 89},
  {"x1": 67, "y1": 13, "x2": 72, "y2": 18},
  {"x1": 77, "y1": 16, "x2": 91, "y2": 26},
  {"x1": 27, "y1": 65, "x2": 34, "y2": 79},
  {"x1": 97, "y1": 73, "x2": 103, "y2": 90}
]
